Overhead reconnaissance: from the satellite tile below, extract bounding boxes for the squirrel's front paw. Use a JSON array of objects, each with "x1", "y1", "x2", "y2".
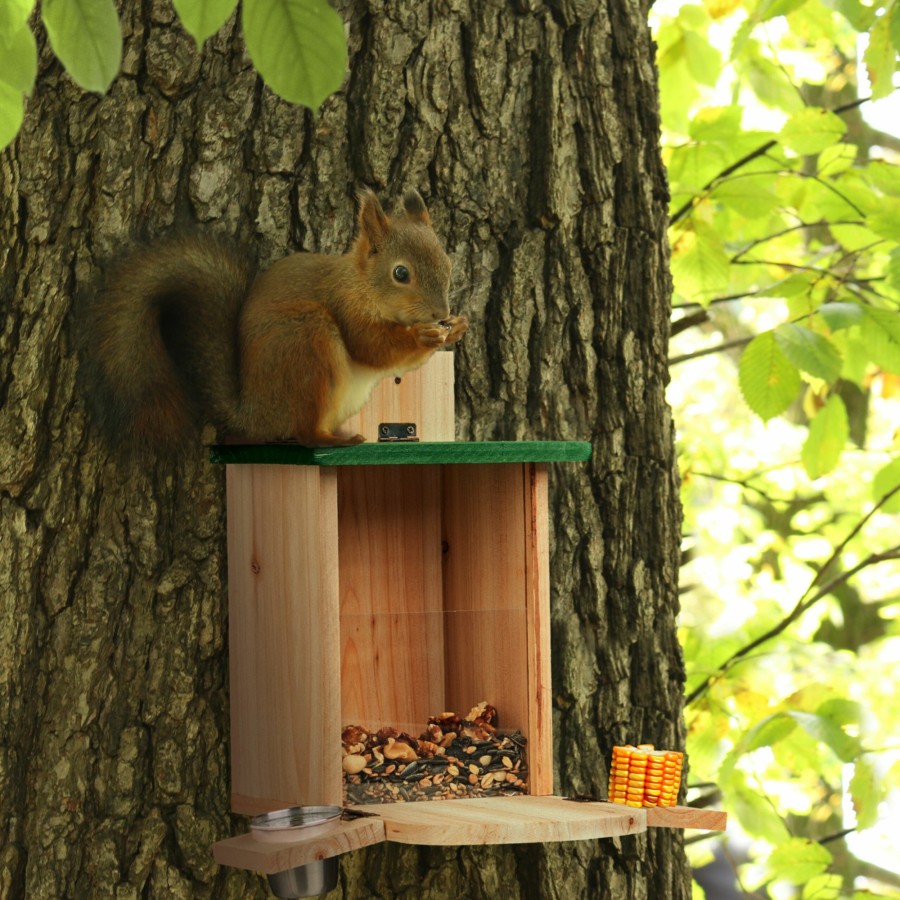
[
  {"x1": 412, "y1": 322, "x2": 450, "y2": 348},
  {"x1": 439, "y1": 314, "x2": 469, "y2": 345}
]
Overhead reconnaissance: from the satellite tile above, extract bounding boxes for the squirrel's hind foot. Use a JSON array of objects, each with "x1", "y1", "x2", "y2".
[{"x1": 300, "y1": 431, "x2": 366, "y2": 448}]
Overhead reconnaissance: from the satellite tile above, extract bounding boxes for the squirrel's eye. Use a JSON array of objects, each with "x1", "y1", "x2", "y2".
[{"x1": 393, "y1": 265, "x2": 411, "y2": 284}]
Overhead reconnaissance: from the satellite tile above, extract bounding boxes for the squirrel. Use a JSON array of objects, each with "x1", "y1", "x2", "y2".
[{"x1": 85, "y1": 189, "x2": 468, "y2": 450}]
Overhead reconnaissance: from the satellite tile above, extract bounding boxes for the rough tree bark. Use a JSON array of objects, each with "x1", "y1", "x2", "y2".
[{"x1": 0, "y1": 0, "x2": 684, "y2": 897}]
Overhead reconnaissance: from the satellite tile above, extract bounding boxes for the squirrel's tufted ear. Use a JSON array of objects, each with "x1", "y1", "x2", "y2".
[
  {"x1": 356, "y1": 189, "x2": 390, "y2": 255},
  {"x1": 401, "y1": 189, "x2": 431, "y2": 225}
]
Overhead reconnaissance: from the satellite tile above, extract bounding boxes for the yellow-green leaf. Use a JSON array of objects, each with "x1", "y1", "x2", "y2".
[
  {"x1": 730, "y1": 778, "x2": 792, "y2": 843},
  {"x1": 712, "y1": 177, "x2": 779, "y2": 218},
  {"x1": 849, "y1": 757, "x2": 880, "y2": 829},
  {"x1": 801, "y1": 395, "x2": 849, "y2": 479},
  {"x1": 868, "y1": 199, "x2": 900, "y2": 241},
  {"x1": 780, "y1": 108, "x2": 847, "y2": 156},
  {"x1": 767, "y1": 838, "x2": 832, "y2": 885},
  {"x1": 242, "y1": 0, "x2": 347, "y2": 111},
  {"x1": 42, "y1": 0, "x2": 122, "y2": 93},
  {"x1": 688, "y1": 105, "x2": 743, "y2": 141},
  {"x1": 0, "y1": 80, "x2": 23, "y2": 151},
  {"x1": 0, "y1": 21, "x2": 36, "y2": 93},
  {"x1": 817, "y1": 302, "x2": 866, "y2": 330},
  {"x1": 739, "y1": 331, "x2": 802, "y2": 420},
  {"x1": 683, "y1": 30, "x2": 721, "y2": 87},
  {"x1": 774, "y1": 323, "x2": 843, "y2": 382},
  {"x1": 864, "y1": 10, "x2": 896, "y2": 101},
  {"x1": 0, "y1": 0, "x2": 35, "y2": 45},
  {"x1": 172, "y1": 0, "x2": 237, "y2": 45},
  {"x1": 862, "y1": 305, "x2": 900, "y2": 373},
  {"x1": 670, "y1": 220, "x2": 730, "y2": 304},
  {"x1": 873, "y1": 456, "x2": 900, "y2": 512}
]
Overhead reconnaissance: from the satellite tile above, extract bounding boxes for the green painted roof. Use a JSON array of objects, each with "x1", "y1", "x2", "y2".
[{"x1": 209, "y1": 440, "x2": 592, "y2": 467}]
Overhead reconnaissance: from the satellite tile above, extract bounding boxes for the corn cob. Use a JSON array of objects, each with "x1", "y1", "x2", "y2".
[{"x1": 608, "y1": 744, "x2": 683, "y2": 808}]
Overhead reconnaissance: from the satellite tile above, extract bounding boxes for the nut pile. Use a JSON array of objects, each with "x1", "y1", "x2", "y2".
[{"x1": 342, "y1": 702, "x2": 528, "y2": 804}]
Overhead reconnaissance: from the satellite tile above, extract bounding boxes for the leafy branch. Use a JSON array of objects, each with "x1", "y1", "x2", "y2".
[
  {"x1": 0, "y1": 0, "x2": 348, "y2": 151},
  {"x1": 686, "y1": 483, "x2": 900, "y2": 706},
  {"x1": 669, "y1": 97, "x2": 872, "y2": 227}
]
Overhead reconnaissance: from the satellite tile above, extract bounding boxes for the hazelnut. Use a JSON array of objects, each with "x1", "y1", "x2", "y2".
[{"x1": 342, "y1": 754, "x2": 367, "y2": 775}]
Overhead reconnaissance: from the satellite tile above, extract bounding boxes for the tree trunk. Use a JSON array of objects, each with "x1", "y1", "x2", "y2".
[{"x1": 0, "y1": 1, "x2": 684, "y2": 898}]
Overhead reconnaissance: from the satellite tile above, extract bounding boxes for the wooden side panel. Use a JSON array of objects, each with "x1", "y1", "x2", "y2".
[
  {"x1": 338, "y1": 465, "x2": 445, "y2": 733},
  {"x1": 524, "y1": 464, "x2": 553, "y2": 795},
  {"x1": 227, "y1": 465, "x2": 342, "y2": 813},
  {"x1": 340, "y1": 351, "x2": 455, "y2": 443}
]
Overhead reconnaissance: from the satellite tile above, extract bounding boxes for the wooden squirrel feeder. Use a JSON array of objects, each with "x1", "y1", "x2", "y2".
[{"x1": 210, "y1": 352, "x2": 725, "y2": 892}]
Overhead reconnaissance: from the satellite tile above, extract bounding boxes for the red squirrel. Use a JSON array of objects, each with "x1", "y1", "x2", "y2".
[{"x1": 86, "y1": 189, "x2": 468, "y2": 449}]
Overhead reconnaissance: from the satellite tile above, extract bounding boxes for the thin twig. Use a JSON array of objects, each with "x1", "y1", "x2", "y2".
[
  {"x1": 669, "y1": 97, "x2": 872, "y2": 226},
  {"x1": 685, "y1": 484, "x2": 900, "y2": 707}
]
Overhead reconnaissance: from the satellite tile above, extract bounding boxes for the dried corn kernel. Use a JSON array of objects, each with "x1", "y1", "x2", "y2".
[{"x1": 608, "y1": 744, "x2": 684, "y2": 808}]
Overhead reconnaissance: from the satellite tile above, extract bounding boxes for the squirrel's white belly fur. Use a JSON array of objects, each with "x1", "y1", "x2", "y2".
[
  {"x1": 331, "y1": 361, "x2": 391, "y2": 428},
  {"x1": 332, "y1": 357, "x2": 426, "y2": 431}
]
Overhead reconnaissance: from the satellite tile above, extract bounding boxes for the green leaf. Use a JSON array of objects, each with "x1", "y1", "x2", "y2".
[
  {"x1": 743, "y1": 712, "x2": 797, "y2": 751},
  {"x1": 862, "y1": 305, "x2": 900, "y2": 373},
  {"x1": 739, "y1": 47, "x2": 806, "y2": 112},
  {"x1": 242, "y1": 0, "x2": 347, "y2": 110},
  {"x1": 801, "y1": 873, "x2": 841, "y2": 900},
  {"x1": 767, "y1": 838, "x2": 832, "y2": 885},
  {"x1": 801, "y1": 395, "x2": 849, "y2": 479},
  {"x1": 0, "y1": 21, "x2": 37, "y2": 92},
  {"x1": 688, "y1": 105, "x2": 743, "y2": 141},
  {"x1": 889, "y1": 247, "x2": 900, "y2": 287},
  {"x1": 670, "y1": 220, "x2": 730, "y2": 303},
  {"x1": 892, "y1": 1, "x2": 900, "y2": 53},
  {"x1": 666, "y1": 142, "x2": 729, "y2": 194},
  {"x1": 757, "y1": 0, "x2": 810, "y2": 21},
  {"x1": 788, "y1": 708, "x2": 860, "y2": 761},
  {"x1": 849, "y1": 756, "x2": 880, "y2": 829},
  {"x1": 683, "y1": 31, "x2": 721, "y2": 87},
  {"x1": 774, "y1": 324, "x2": 843, "y2": 382},
  {"x1": 41, "y1": 0, "x2": 122, "y2": 93},
  {"x1": 817, "y1": 141, "x2": 858, "y2": 176},
  {"x1": 0, "y1": 0, "x2": 35, "y2": 44},
  {"x1": 172, "y1": 0, "x2": 237, "y2": 45},
  {"x1": 873, "y1": 456, "x2": 900, "y2": 512},
  {"x1": 780, "y1": 108, "x2": 847, "y2": 156},
  {"x1": 865, "y1": 160, "x2": 900, "y2": 197},
  {"x1": 0, "y1": 79, "x2": 23, "y2": 151},
  {"x1": 730, "y1": 778, "x2": 791, "y2": 843},
  {"x1": 864, "y1": 9, "x2": 897, "y2": 101},
  {"x1": 867, "y1": 200, "x2": 900, "y2": 241},
  {"x1": 712, "y1": 177, "x2": 779, "y2": 218},
  {"x1": 678, "y1": 3, "x2": 711, "y2": 29},
  {"x1": 739, "y1": 331, "x2": 803, "y2": 420},
  {"x1": 817, "y1": 302, "x2": 866, "y2": 330},
  {"x1": 822, "y1": 0, "x2": 876, "y2": 31}
]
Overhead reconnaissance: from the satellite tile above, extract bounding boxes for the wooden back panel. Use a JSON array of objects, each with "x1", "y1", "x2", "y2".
[
  {"x1": 338, "y1": 465, "x2": 445, "y2": 733},
  {"x1": 441, "y1": 463, "x2": 552, "y2": 794}
]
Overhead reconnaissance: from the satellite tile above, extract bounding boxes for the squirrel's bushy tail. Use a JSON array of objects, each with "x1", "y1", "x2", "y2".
[{"x1": 85, "y1": 235, "x2": 256, "y2": 449}]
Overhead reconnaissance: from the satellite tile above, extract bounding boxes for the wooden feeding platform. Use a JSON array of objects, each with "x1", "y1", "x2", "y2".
[{"x1": 209, "y1": 354, "x2": 725, "y2": 882}]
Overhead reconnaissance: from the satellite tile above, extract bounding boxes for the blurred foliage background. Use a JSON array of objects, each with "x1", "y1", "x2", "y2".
[{"x1": 653, "y1": 0, "x2": 900, "y2": 895}]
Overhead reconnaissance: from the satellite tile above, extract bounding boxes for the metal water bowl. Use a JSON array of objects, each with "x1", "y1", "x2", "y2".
[
  {"x1": 266, "y1": 857, "x2": 338, "y2": 899},
  {"x1": 250, "y1": 805, "x2": 342, "y2": 898}
]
